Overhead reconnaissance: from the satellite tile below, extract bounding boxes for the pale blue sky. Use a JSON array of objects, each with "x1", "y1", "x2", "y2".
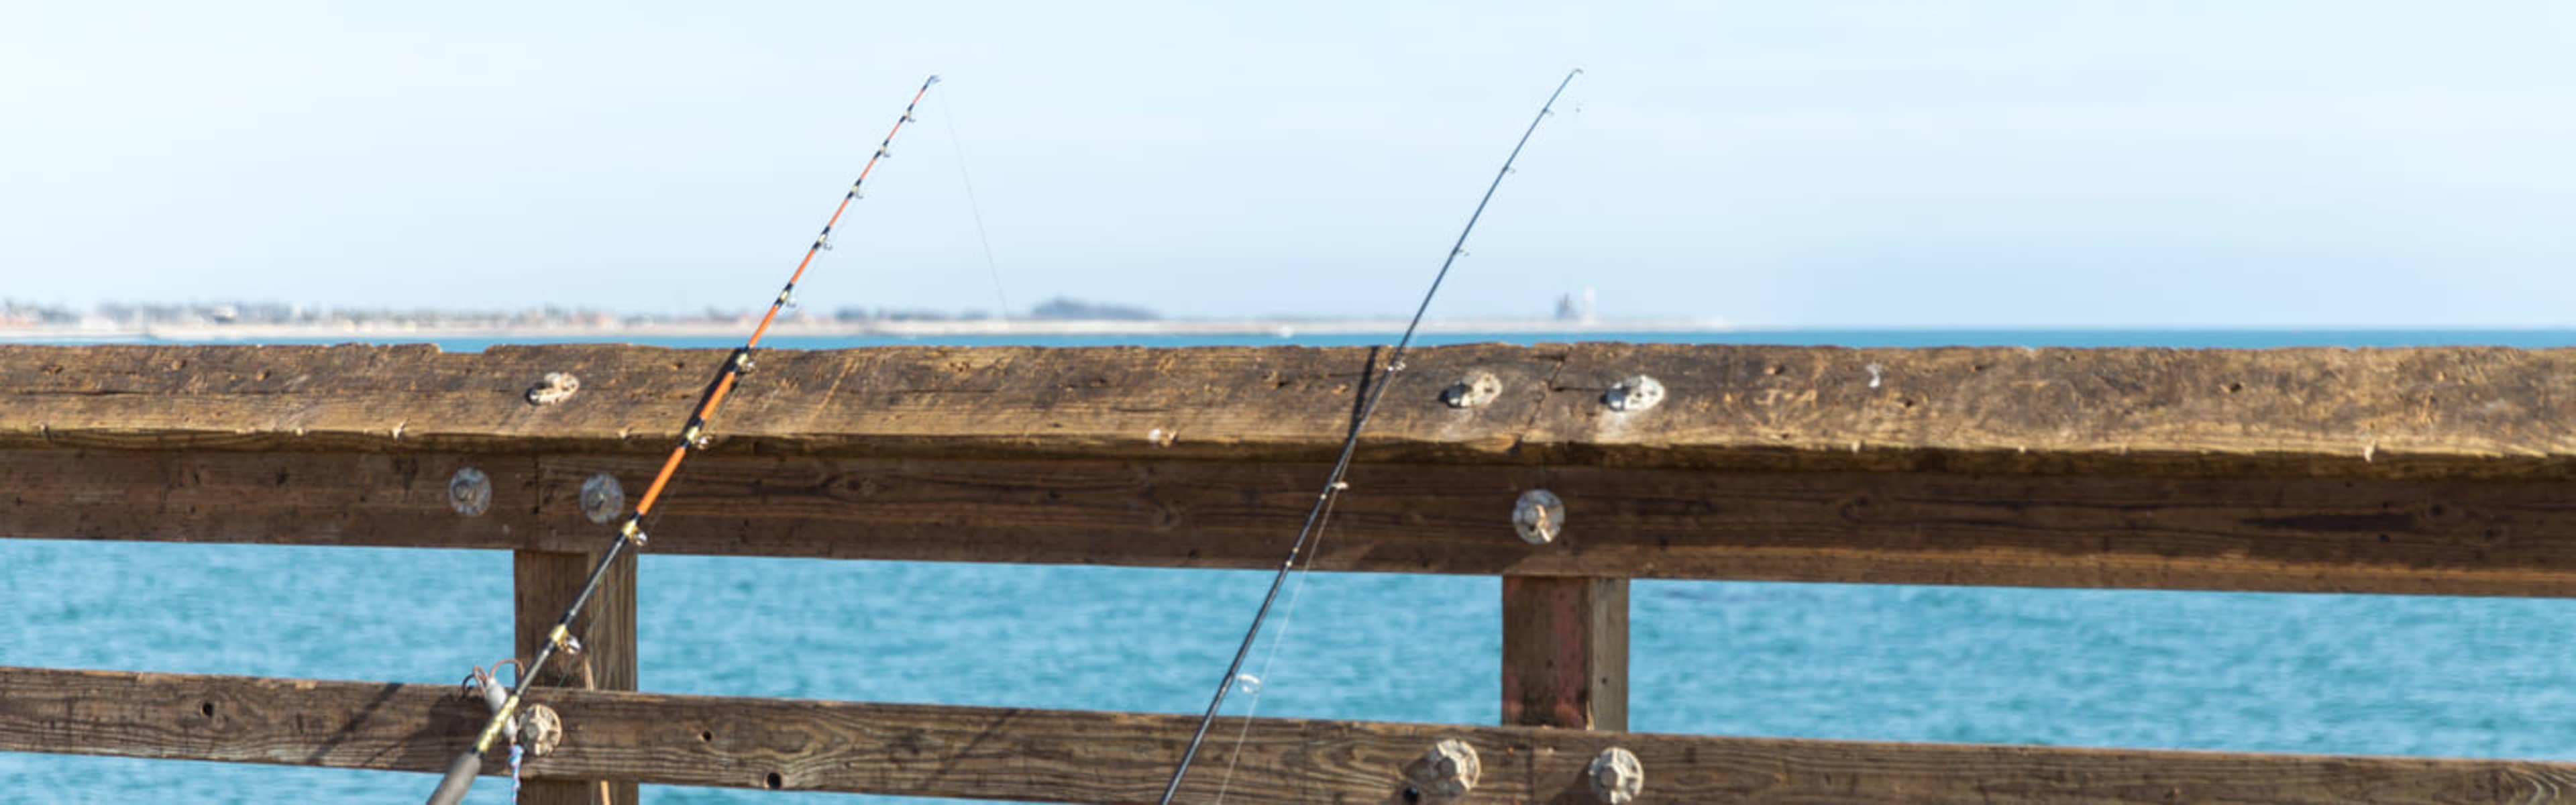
[{"x1": 3, "y1": 2, "x2": 2573, "y2": 326}]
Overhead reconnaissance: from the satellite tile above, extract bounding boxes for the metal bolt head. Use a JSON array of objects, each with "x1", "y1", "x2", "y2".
[
  {"x1": 525, "y1": 372, "x2": 580, "y2": 406},
  {"x1": 579, "y1": 474, "x2": 625, "y2": 525},
  {"x1": 1513, "y1": 489, "x2": 1564, "y2": 545},
  {"x1": 1442, "y1": 372, "x2": 1503, "y2": 409},
  {"x1": 1403, "y1": 738, "x2": 1481, "y2": 800},
  {"x1": 1605, "y1": 374, "x2": 1664, "y2": 413},
  {"x1": 1588, "y1": 747, "x2": 1644, "y2": 804},
  {"x1": 519, "y1": 703, "x2": 565, "y2": 757},
  {"x1": 448, "y1": 467, "x2": 492, "y2": 517}
]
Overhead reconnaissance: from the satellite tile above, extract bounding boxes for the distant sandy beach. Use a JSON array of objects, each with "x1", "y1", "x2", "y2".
[{"x1": 0, "y1": 317, "x2": 1732, "y2": 343}]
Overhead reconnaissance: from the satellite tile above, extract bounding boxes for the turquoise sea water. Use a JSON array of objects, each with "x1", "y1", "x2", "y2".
[{"x1": 9, "y1": 329, "x2": 2576, "y2": 804}]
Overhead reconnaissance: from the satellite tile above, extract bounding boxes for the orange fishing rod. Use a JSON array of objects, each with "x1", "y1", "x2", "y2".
[{"x1": 425, "y1": 74, "x2": 941, "y2": 805}]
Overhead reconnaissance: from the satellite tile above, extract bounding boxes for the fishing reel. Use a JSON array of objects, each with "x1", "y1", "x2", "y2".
[{"x1": 456, "y1": 659, "x2": 564, "y2": 759}]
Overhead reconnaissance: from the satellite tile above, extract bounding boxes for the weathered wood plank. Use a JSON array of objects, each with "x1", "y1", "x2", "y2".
[
  {"x1": 12, "y1": 343, "x2": 2576, "y2": 478},
  {"x1": 10, "y1": 447, "x2": 2576, "y2": 595},
  {"x1": 0, "y1": 449, "x2": 544, "y2": 549},
  {"x1": 2, "y1": 666, "x2": 2571, "y2": 804},
  {"x1": 1502, "y1": 576, "x2": 1627, "y2": 731},
  {"x1": 0, "y1": 343, "x2": 1552, "y2": 465}
]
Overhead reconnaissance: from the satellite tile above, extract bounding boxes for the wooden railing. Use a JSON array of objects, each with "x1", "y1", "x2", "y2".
[{"x1": 7, "y1": 342, "x2": 2576, "y2": 803}]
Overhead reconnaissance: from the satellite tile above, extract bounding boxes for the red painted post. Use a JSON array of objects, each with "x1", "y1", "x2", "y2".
[{"x1": 1501, "y1": 576, "x2": 1629, "y2": 731}]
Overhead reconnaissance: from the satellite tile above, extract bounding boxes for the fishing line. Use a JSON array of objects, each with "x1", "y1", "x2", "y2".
[
  {"x1": 936, "y1": 89, "x2": 1013, "y2": 319},
  {"x1": 423, "y1": 74, "x2": 943, "y2": 805},
  {"x1": 1156, "y1": 68, "x2": 1582, "y2": 805},
  {"x1": 1208, "y1": 490, "x2": 1342, "y2": 805}
]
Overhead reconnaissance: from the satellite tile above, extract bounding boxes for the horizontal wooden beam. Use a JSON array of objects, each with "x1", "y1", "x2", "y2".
[
  {"x1": 11, "y1": 447, "x2": 2576, "y2": 595},
  {"x1": 2, "y1": 666, "x2": 2569, "y2": 804},
  {"x1": 11, "y1": 343, "x2": 2576, "y2": 479}
]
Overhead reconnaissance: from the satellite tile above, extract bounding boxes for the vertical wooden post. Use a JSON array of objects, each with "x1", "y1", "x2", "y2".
[
  {"x1": 516, "y1": 548, "x2": 640, "y2": 805},
  {"x1": 1501, "y1": 576, "x2": 1628, "y2": 731}
]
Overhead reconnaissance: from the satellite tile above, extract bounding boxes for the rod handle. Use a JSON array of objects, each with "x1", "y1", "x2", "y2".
[{"x1": 425, "y1": 749, "x2": 482, "y2": 805}]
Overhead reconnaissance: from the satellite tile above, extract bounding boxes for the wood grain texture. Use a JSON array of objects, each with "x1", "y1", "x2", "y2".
[
  {"x1": 1503, "y1": 577, "x2": 1627, "y2": 731},
  {"x1": 11, "y1": 447, "x2": 2576, "y2": 595},
  {"x1": 0, "y1": 449, "x2": 545, "y2": 549},
  {"x1": 13, "y1": 342, "x2": 2576, "y2": 478},
  {"x1": 516, "y1": 548, "x2": 638, "y2": 804},
  {"x1": 4, "y1": 666, "x2": 2573, "y2": 804}
]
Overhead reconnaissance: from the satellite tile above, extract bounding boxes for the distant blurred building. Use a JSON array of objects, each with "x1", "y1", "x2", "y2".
[
  {"x1": 1554, "y1": 287, "x2": 1597, "y2": 324},
  {"x1": 0, "y1": 300, "x2": 78, "y2": 327}
]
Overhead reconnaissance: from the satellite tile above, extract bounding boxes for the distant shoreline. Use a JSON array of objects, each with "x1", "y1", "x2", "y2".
[{"x1": 0, "y1": 317, "x2": 1732, "y2": 343}]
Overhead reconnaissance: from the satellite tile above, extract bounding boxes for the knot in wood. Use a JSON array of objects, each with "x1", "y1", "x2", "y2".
[
  {"x1": 1403, "y1": 738, "x2": 1481, "y2": 801},
  {"x1": 525, "y1": 372, "x2": 581, "y2": 406},
  {"x1": 447, "y1": 467, "x2": 491, "y2": 517},
  {"x1": 519, "y1": 703, "x2": 564, "y2": 757},
  {"x1": 1604, "y1": 374, "x2": 1664, "y2": 413},
  {"x1": 1513, "y1": 489, "x2": 1564, "y2": 545},
  {"x1": 1442, "y1": 371, "x2": 1502, "y2": 409},
  {"x1": 1587, "y1": 746, "x2": 1643, "y2": 804}
]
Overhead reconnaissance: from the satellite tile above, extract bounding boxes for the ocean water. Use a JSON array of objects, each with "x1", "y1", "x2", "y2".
[{"x1": 9, "y1": 329, "x2": 2576, "y2": 804}]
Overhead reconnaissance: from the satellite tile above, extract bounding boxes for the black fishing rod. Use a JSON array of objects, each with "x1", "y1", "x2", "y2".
[
  {"x1": 1155, "y1": 68, "x2": 1581, "y2": 805},
  {"x1": 425, "y1": 74, "x2": 941, "y2": 805}
]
